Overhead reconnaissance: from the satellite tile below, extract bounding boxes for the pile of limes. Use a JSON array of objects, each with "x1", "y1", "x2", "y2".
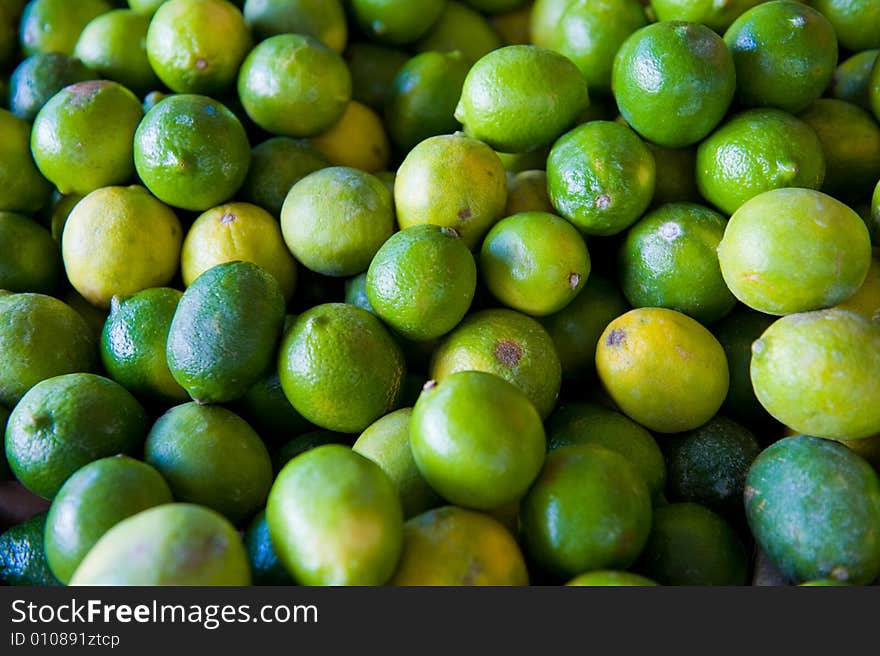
[{"x1": 2, "y1": 0, "x2": 880, "y2": 588}]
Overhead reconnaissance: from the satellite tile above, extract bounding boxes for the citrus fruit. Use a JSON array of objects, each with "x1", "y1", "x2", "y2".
[
  {"x1": 389, "y1": 506, "x2": 529, "y2": 585},
  {"x1": 530, "y1": 0, "x2": 574, "y2": 48},
  {"x1": 830, "y1": 49, "x2": 878, "y2": 111},
  {"x1": 167, "y1": 260, "x2": 286, "y2": 404},
  {"x1": 281, "y1": 167, "x2": 395, "y2": 276},
  {"x1": 309, "y1": 101, "x2": 390, "y2": 173},
  {"x1": 128, "y1": 0, "x2": 168, "y2": 15},
  {"x1": 648, "y1": 144, "x2": 701, "y2": 205},
  {"x1": 0, "y1": 211, "x2": 61, "y2": 294},
  {"x1": 613, "y1": 21, "x2": 736, "y2": 147},
  {"x1": 567, "y1": 571, "x2": 657, "y2": 586},
  {"x1": 0, "y1": 513, "x2": 60, "y2": 586},
  {"x1": 235, "y1": 373, "x2": 314, "y2": 447},
  {"x1": 596, "y1": 307, "x2": 729, "y2": 433},
  {"x1": 870, "y1": 50, "x2": 880, "y2": 121},
  {"x1": 411, "y1": 371, "x2": 546, "y2": 509},
  {"x1": 650, "y1": 0, "x2": 763, "y2": 32},
  {"x1": 750, "y1": 309, "x2": 880, "y2": 440},
  {"x1": 490, "y1": 3, "x2": 531, "y2": 45},
  {"x1": 464, "y1": 0, "x2": 529, "y2": 11},
  {"x1": 349, "y1": 0, "x2": 446, "y2": 46},
  {"x1": 395, "y1": 133, "x2": 508, "y2": 249},
  {"x1": 505, "y1": 170, "x2": 553, "y2": 215},
  {"x1": 48, "y1": 193, "x2": 82, "y2": 244},
  {"x1": 455, "y1": 45, "x2": 589, "y2": 153},
  {"x1": 244, "y1": 510, "x2": 294, "y2": 586},
  {"x1": 413, "y1": 2, "x2": 503, "y2": 64},
  {"x1": 717, "y1": 188, "x2": 871, "y2": 315},
  {"x1": 267, "y1": 444, "x2": 404, "y2": 585},
  {"x1": 8, "y1": 52, "x2": 94, "y2": 121},
  {"x1": 808, "y1": 0, "x2": 880, "y2": 52},
  {"x1": 134, "y1": 94, "x2": 251, "y2": 212},
  {"x1": 243, "y1": 0, "x2": 347, "y2": 52},
  {"x1": 272, "y1": 430, "x2": 348, "y2": 474},
  {"x1": 481, "y1": 211, "x2": 590, "y2": 316},
  {"x1": 5, "y1": 373, "x2": 148, "y2": 499},
  {"x1": 0, "y1": 109, "x2": 53, "y2": 214},
  {"x1": 61, "y1": 185, "x2": 183, "y2": 308},
  {"x1": 238, "y1": 33, "x2": 351, "y2": 137},
  {"x1": 19, "y1": 0, "x2": 111, "y2": 57},
  {"x1": 344, "y1": 273, "x2": 375, "y2": 314},
  {"x1": 69, "y1": 503, "x2": 251, "y2": 585},
  {"x1": 181, "y1": 202, "x2": 298, "y2": 301},
  {"x1": 836, "y1": 256, "x2": 880, "y2": 321},
  {"x1": 100, "y1": 287, "x2": 189, "y2": 404},
  {"x1": 240, "y1": 137, "x2": 328, "y2": 218},
  {"x1": 344, "y1": 41, "x2": 409, "y2": 110}
]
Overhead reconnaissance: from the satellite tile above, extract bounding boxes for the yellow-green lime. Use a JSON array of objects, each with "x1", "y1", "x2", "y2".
[
  {"x1": 19, "y1": 0, "x2": 111, "y2": 57},
  {"x1": 350, "y1": 0, "x2": 446, "y2": 46},
  {"x1": 310, "y1": 101, "x2": 391, "y2": 173},
  {"x1": 413, "y1": 2, "x2": 503, "y2": 63},
  {"x1": 243, "y1": 0, "x2": 347, "y2": 52},
  {"x1": 650, "y1": 0, "x2": 763, "y2": 32},
  {"x1": 808, "y1": 0, "x2": 880, "y2": 52},
  {"x1": 0, "y1": 109, "x2": 52, "y2": 214},
  {"x1": 505, "y1": 170, "x2": 554, "y2": 215}
]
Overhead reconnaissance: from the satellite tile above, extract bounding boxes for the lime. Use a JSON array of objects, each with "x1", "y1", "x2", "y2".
[
  {"x1": 344, "y1": 272, "x2": 376, "y2": 315},
  {"x1": 281, "y1": 167, "x2": 395, "y2": 276},
  {"x1": 411, "y1": 371, "x2": 546, "y2": 509},
  {"x1": 490, "y1": 3, "x2": 531, "y2": 45},
  {"x1": 874, "y1": 60, "x2": 880, "y2": 124},
  {"x1": 0, "y1": 110, "x2": 53, "y2": 214},
  {"x1": 0, "y1": 211, "x2": 61, "y2": 294},
  {"x1": 267, "y1": 444, "x2": 404, "y2": 585},
  {"x1": 9, "y1": 53, "x2": 94, "y2": 121},
  {"x1": 62, "y1": 185, "x2": 182, "y2": 309},
  {"x1": 395, "y1": 133, "x2": 508, "y2": 249},
  {"x1": 481, "y1": 211, "x2": 590, "y2": 316},
  {"x1": 613, "y1": 21, "x2": 736, "y2": 147},
  {"x1": 146, "y1": 0, "x2": 252, "y2": 95},
  {"x1": 0, "y1": 293, "x2": 96, "y2": 407},
  {"x1": 455, "y1": 45, "x2": 589, "y2": 153},
  {"x1": 181, "y1": 202, "x2": 298, "y2": 301},
  {"x1": 496, "y1": 148, "x2": 548, "y2": 173},
  {"x1": 237, "y1": 33, "x2": 351, "y2": 137},
  {"x1": 723, "y1": 1, "x2": 838, "y2": 113},
  {"x1": 240, "y1": 137, "x2": 328, "y2": 218},
  {"x1": 872, "y1": 181, "x2": 880, "y2": 243},
  {"x1": 48, "y1": 193, "x2": 83, "y2": 243},
  {"x1": 717, "y1": 188, "x2": 871, "y2": 315},
  {"x1": 243, "y1": 0, "x2": 347, "y2": 52},
  {"x1": 567, "y1": 571, "x2": 657, "y2": 586},
  {"x1": 596, "y1": 307, "x2": 729, "y2": 433},
  {"x1": 100, "y1": 287, "x2": 188, "y2": 403},
  {"x1": 19, "y1": 0, "x2": 111, "y2": 57},
  {"x1": 650, "y1": 0, "x2": 763, "y2": 32},
  {"x1": 547, "y1": 120, "x2": 655, "y2": 236},
  {"x1": 5, "y1": 373, "x2": 148, "y2": 499},
  {"x1": 236, "y1": 373, "x2": 314, "y2": 447},
  {"x1": 830, "y1": 50, "x2": 879, "y2": 111},
  {"x1": 414, "y1": 2, "x2": 503, "y2": 64},
  {"x1": 272, "y1": 430, "x2": 348, "y2": 474},
  {"x1": 464, "y1": 0, "x2": 529, "y2": 11},
  {"x1": 836, "y1": 256, "x2": 880, "y2": 321},
  {"x1": 310, "y1": 101, "x2": 391, "y2": 173},
  {"x1": 128, "y1": 0, "x2": 167, "y2": 15},
  {"x1": 344, "y1": 42, "x2": 409, "y2": 110},
  {"x1": 808, "y1": 0, "x2": 880, "y2": 51},
  {"x1": 505, "y1": 170, "x2": 553, "y2": 215},
  {"x1": 350, "y1": 0, "x2": 446, "y2": 46},
  {"x1": 134, "y1": 94, "x2": 250, "y2": 211},
  {"x1": 0, "y1": 513, "x2": 60, "y2": 586},
  {"x1": 530, "y1": 0, "x2": 574, "y2": 48},
  {"x1": 243, "y1": 510, "x2": 293, "y2": 586}
]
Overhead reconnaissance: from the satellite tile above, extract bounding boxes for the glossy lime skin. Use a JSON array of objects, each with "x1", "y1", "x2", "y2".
[
  {"x1": 521, "y1": 444, "x2": 652, "y2": 578},
  {"x1": 0, "y1": 110, "x2": 53, "y2": 214},
  {"x1": 723, "y1": 1, "x2": 837, "y2": 113},
  {"x1": 455, "y1": 45, "x2": 589, "y2": 154},
  {"x1": 567, "y1": 571, "x2": 657, "y2": 586},
  {"x1": 167, "y1": 261, "x2": 286, "y2": 405},
  {"x1": 635, "y1": 503, "x2": 748, "y2": 585},
  {"x1": 547, "y1": 121, "x2": 655, "y2": 236},
  {"x1": 240, "y1": 137, "x2": 327, "y2": 218},
  {"x1": 830, "y1": 50, "x2": 879, "y2": 111},
  {"x1": 19, "y1": 0, "x2": 111, "y2": 57},
  {"x1": 134, "y1": 95, "x2": 250, "y2": 211},
  {"x1": 696, "y1": 109, "x2": 826, "y2": 216},
  {"x1": 0, "y1": 513, "x2": 61, "y2": 586},
  {"x1": 808, "y1": 0, "x2": 880, "y2": 51},
  {"x1": 619, "y1": 202, "x2": 736, "y2": 324},
  {"x1": 267, "y1": 444, "x2": 404, "y2": 585},
  {"x1": 366, "y1": 224, "x2": 477, "y2": 341},
  {"x1": 613, "y1": 21, "x2": 735, "y2": 148},
  {"x1": 350, "y1": 0, "x2": 446, "y2": 46},
  {"x1": 413, "y1": 1, "x2": 502, "y2": 64},
  {"x1": 9, "y1": 53, "x2": 94, "y2": 121},
  {"x1": 243, "y1": 510, "x2": 294, "y2": 586},
  {"x1": 411, "y1": 371, "x2": 546, "y2": 510},
  {"x1": 718, "y1": 188, "x2": 871, "y2": 315},
  {"x1": 750, "y1": 309, "x2": 880, "y2": 440},
  {"x1": 243, "y1": 0, "x2": 347, "y2": 51},
  {"x1": 0, "y1": 212, "x2": 61, "y2": 294},
  {"x1": 745, "y1": 436, "x2": 880, "y2": 584},
  {"x1": 44, "y1": 455, "x2": 172, "y2": 583},
  {"x1": 650, "y1": 0, "x2": 762, "y2": 32},
  {"x1": 70, "y1": 503, "x2": 251, "y2": 585},
  {"x1": 238, "y1": 33, "x2": 351, "y2": 137}
]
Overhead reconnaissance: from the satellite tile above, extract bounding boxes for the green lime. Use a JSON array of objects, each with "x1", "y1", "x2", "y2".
[
  {"x1": 5, "y1": 373, "x2": 148, "y2": 499},
  {"x1": 390, "y1": 505, "x2": 529, "y2": 585},
  {"x1": 385, "y1": 50, "x2": 471, "y2": 152},
  {"x1": 44, "y1": 455, "x2": 172, "y2": 583},
  {"x1": 530, "y1": 0, "x2": 573, "y2": 48},
  {"x1": 799, "y1": 99, "x2": 880, "y2": 202},
  {"x1": 413, "y1": 2, "x2": 503, "y2": 64},
  {"x1": 366, "y1": 225, "x2": 476, "y2": 341},
  {"x1": 134, "y1": 94, "x2": 250, "y2": 211},
  {"x1": 100, "y1": 287, "x2": 188, "y2": 404},
  {"x1": 0, "y1": 513, "x2": 60, "y2": 586},
  {"x1": 146, "y1": 0, "x2": 251, "y2": 95},
  {"x1": 619, "y1": 202, "x2": 736, "y2": 324},
  {"x1": 267, "y1": 444, "x2": 404, "y2": 585},
  {"x1": 596, "y1": 307, "x2": 729, "y2": 433},
  {"x1": 496, "y1": 148, "x2": 548, "y2": 173},
  {"x1": 181, "y1": 202, "x2": 298, "y2": 300},
  {"x1": 567, "y1": 571, "x2": 657, "y2": 586},
  {"x1": 48, "y1": 193, "x2": 82, "y2": 243},
  {"x1": 281, "y1": 167, "x2": 395, "y2": 276},
  {"x1": 353, "y1": 408, "x2": 442, "y2": 519},
  {"x1": 9, "y1": 53, "x2": 94, "y2": 121},
  {"x1": 455, "y1": 45, "x2": 589, "y2": 153},
  {"x1": 481, "y1": 211, "x2": 590, "y2": 316},
  {"x1": 750, "y1": 309, "x2": 880, "y2": 440},
  {"x1": 240, "y1": 137, "x2": 328, "y2": 218},
  {"x1": 411, "y1": 371, "x2": 546, "y2": 510},
  {"x1": 344, "y1": 41, "x2": 409, "y2": 110},
  {"x1": 0, "y1": 110, "x2": 53, "y2": 214},
  {"x1": 62, "y1": 289, "x2": 106, "y2": 343},
  {"x1": 62, "y1": 185, "x2": 182, "y2": 308},
  {"x1": 145, "y1": 403, "x2": 273, "y2": 523},
  {"x1": 546, "y1": 402, "x2": 666, "y2": 500},
  {"x1": 549, "y1": 0, "x2": 647, "y2": 96},
  {"x1": 128, "y1": 0, "x2": 167, "y2": 15},
  {"x1": 236, "y1": 375, "x2": 314, "y2": 447},
  {"x1": 70, "y1": 503, "x2": 251, "y2": 585},
  {"x1": 273, "y1": 430, "x2": 348, "y2": 474},
  {"x1": 650, "y1": 0, "x2": 763, "y2": 32},
  {"x1": 0, "y1": 211, "x2": 61, "y2": 294},
  {"x1": 19, "y1": 0, "x2": 111, "y2": 57},
  {"x1": 697, "y1": 109, "x2": 826, "y2": 215},
  {"x1": 870, "y1": 51, "x2": 880, "y2": 121},
  {"x1": 238, "y1": 33, "x2": 351, "y2": 137},
  {"x1": 547, "y1": 120, "x2": 655, "y2": 236},
  {"x1": 521, "y1": 444, "x2": 652, "y2": 578},
  {"x1": 540, "y1": 272, "x2": 630, "y2": 378},
  {"x1": 309, "y1": 101, "x2": 391, "y2": 173},
  {"x1": 243, "y1": 510, "x2": 293, "y2": 585},
  {"x1": 808, "y1": 0, "x2": 880, "y2": 51},
  {"x1": 279, "y1": 303, "x2": 406, "y2": 433},
  {"x1": 724, "y1": 1, "x2": 838, "y2": 113},
  {"x1": 0, "y1": 406, "x2": 9, "y2": 480},
  {"x1": 395, "y1": 133, "x2": 508, "y2": 249},
  {"x1": 505, "y1": 170, "x2": 553, "y2": 215},
  {"x1": 872, "y1": 181, "x2": 880, "y2": 243},
  {"x1": 344, "y1": 272, "x2": 376, "y2": 314},
  {"x1": 830, "y1": 50, "x2": 879, "y2": 111},
  {"x1": 613, "y1": 21, "x2": 735, "y2": 147},
  {"x1": 464, "y1": 0, "x2": 529, "y2": 11},
  {"x1": 0, "y1": 293, "x2": 96, "y2": 407},
  {"x1": 244, "y1": 0, "x2": 347, "y2": 52},
  {"x1": 350, "y1": 0, "x2": 446, "y2": 46},
  {"x1": 635, "y1": 503, "x2": 748, "y2": 585},
  {"x1": 431, "y1": 308, "x2": 562, "y2": 419},
  {"x1": 718, "y1": 188, "x2": 871, "y2": 315}
]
